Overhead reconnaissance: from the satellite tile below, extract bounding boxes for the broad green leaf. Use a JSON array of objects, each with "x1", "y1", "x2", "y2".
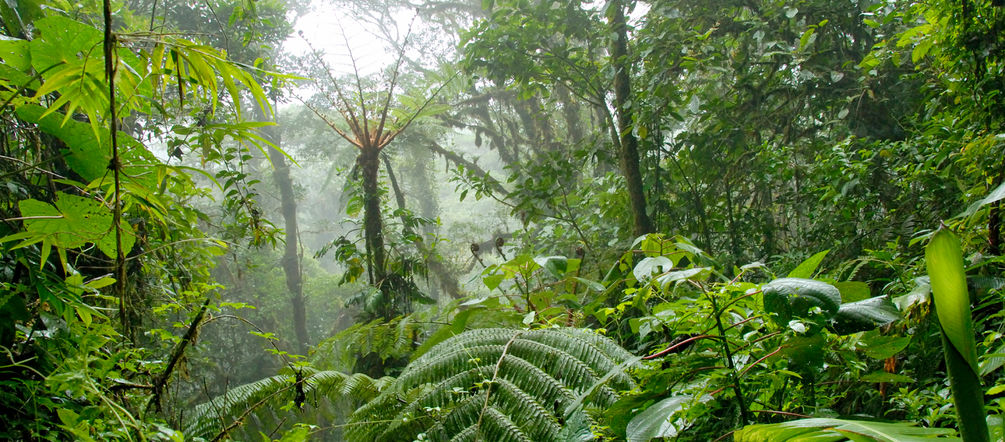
[
  {"x1": 16, "y1": 104, "x2": 109, "y2": 181},
  {"x1": 410, "y1": 309, "x2": 475, "y2": 361},
  {"x1": 861, "y1": 332, "x2": 911, "y2": 360},
  {"x1": 30, "y1": 16, "x2": 102, "y2": 73},
  {"x1": 84, "y1": 276, "x2": 116, "y2": 290},
  {"x1": 56, "y1": 408, "x2": 79, "y2": 426},
  {"x1": 656, "y1": 267, "x2": 711, "y2": 288},
  {"x1": 762, "y1": 278, "x2": 841, "y2": 324},
  {"x1": 633, "y1": 256, "x2": 672, "y2": 282},
  {"x1": 17, "y1": 192, "x2": 134, "y2": 261},
  {"x1": 980, "y1": 342, "x2": 1005, "y2": 376},
  {"x1": 626, "y1": 395, "x2": 693, "y2": 441},
  {"x1": 833, "y1": 295, "x2": 900, "y2": 334},
  {"x1": 534, "y1": 255, "x2": 568, "y2": 278},
  {"x1": 522, "y1": 310, "x2": 535, "y2": 324},
  {"x1": 989, "y1": 415, "x2": 1004, "y2": 442},
  {"x1": 504, "y1": 254, "x2": 540, "y2": 274},
  {"x1": 734, "y1": 418, "x2": 958, "y2": 441},
  {"x1": 942, "y1": 330, "x2": 989, "y2": 442},
  {"x1": 834, "y1": 281, "x2": 871, "y2": 303},
  {"x1": 787, "y1": 250, "x2": 829, "y2": 278},
  {"x1": 0, "y1": 39, "x2": 33, "y2": 84},
  {"x1": 0, "y1": 1, "x2": 26, "y2": 39},
  {"x1": 483, "y1": 273, "x2": 505, "y2": 290},
  {"x1": 799, "y1": 28, "x2": 816, "y2": 51},
  {"x1": 782, "y1": 334, "x2": 826, "y2": 369},
  {"x1": 277, "y1": 424, "x2": 313, "y2": 442}
]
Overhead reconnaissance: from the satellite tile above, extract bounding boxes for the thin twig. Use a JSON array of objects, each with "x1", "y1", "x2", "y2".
[
  {"x1": 643, "y1": 334, "x2": 718, "y2": 360},
  {"x1": 295, "y1": 93, "x2": 360, "y2": 148}
]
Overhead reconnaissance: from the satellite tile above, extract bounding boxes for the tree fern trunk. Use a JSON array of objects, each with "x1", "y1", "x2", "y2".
[{"x1": 360, "y1": 146, "x2": 386, "y2": 285}]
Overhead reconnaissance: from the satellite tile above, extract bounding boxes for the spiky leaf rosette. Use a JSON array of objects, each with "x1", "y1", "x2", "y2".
[{"x1": 345, "y1": 327, "x2": 638, "y2": 441}]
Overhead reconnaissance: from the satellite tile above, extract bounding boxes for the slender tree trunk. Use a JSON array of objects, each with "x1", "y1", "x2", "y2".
[
  {"x1": 724, "y1": 174, "x2": 740, "y2": 258},
  {"x1": 557, "y1": 84, "x2": 584, "y2": 144},
  {"x1": 384, "y1": 152, "x2": 462, "y2": 299},
  {"x1": 990, "y1": 169, "x2": 1002, "y2": 255},
  {"x1": 272, "y1": 146, "x2": 308, "y2": 355},
  {"x1": 258, "y1": 107, "x2": 308, "y2": 355},
  {"x1": 607, "y1": 0, "x2": 653, "y2": 237}
]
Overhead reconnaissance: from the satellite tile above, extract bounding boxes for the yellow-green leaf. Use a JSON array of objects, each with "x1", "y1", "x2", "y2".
[{"x1": 925, "y1": 228, "x2": 980, "y2": 374}]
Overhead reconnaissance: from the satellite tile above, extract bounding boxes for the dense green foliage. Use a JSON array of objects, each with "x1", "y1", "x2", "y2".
[{"x1": 1, "y1": 0, "x2": 1004, "y2": 440}]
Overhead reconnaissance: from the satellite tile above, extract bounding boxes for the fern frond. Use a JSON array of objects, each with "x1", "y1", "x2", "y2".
[
  {"x1": 489, "y1": 378, "x2": 563, "y2": 440},
  {"x1": 450, "y1": 423, "x2": 478, "y2": 442},
  {"x1": 480, "y1": 407, "x2": 534, "y2": 442},
  {"x1": 184, "y1": 368, "x2": 384, "y2": 440},
  {"x1": 426, "y1": 391, "x2": 487, "y2": 440},
  {"x1": 346, "y1": 327, "x2": 637, "y2": 442},
  {"x1": 185, "y1": 373, "x2": 293, "y2": 438}
]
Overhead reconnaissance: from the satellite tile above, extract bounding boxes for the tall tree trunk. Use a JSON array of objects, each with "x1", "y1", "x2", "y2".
[
  {"x1": 359, "y1": 146, "x2": 386, "y2": 285},
  {"x1": 607, "y1": 0, "x2": 653, "y2": 237},
  {"x1": 259, "y1": 107, "x2": 308, "y2": 355}
]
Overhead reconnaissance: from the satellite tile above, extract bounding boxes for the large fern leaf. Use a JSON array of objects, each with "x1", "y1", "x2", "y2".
[
  {"x1": 184, "y1": 368, "x2": 390, "y2": 440},
  {"x1": 344, "y1": 327, "x2": 638, "y2": 441}
]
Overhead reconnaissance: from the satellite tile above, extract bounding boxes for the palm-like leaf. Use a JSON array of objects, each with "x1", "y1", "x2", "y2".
[{"x1": 345, "y1": 327, "x2": 637, "y2": 441}]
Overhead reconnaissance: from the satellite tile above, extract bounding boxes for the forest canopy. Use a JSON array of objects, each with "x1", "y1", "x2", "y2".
[{"x1": 0, "y1": 0, "x2": 1003, "y2": 440}]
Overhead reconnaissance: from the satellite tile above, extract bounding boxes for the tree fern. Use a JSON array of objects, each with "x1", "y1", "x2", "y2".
[
  {"x1": 344, "y1": 327, "x2": 638, "y2": 441},
  {"x1": 184, "y1": 368, "x2": 390, "y2": 440}
]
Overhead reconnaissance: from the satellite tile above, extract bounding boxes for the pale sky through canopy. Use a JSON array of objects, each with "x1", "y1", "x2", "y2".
[{"x1": 283, "y1": 6, "x2": 403, "y2": 77}]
